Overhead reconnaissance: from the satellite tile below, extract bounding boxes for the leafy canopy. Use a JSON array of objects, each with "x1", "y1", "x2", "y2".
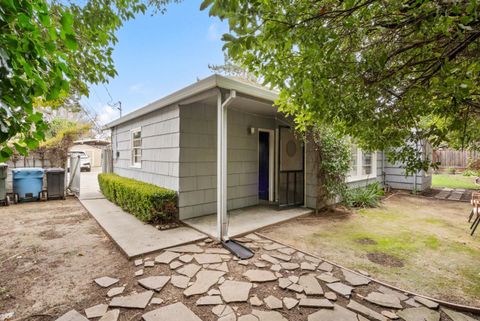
[
  {"x1": 0, "y1": 0, "x2": 175, "y2": 161},
  {"x1": 201, "y1": 0, "x2": 480, "y2": 173}
]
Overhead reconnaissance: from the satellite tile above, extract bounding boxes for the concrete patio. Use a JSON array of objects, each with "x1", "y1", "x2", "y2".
[
  {"x1": 183, "y1": 205, "x2": 312, "y2": 238},
  {"x1": 79, "y1": 170, "x2": 206, "y2": 258}
]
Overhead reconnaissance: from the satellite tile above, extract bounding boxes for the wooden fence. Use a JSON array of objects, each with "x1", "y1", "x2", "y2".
[{"x1": 432, "y1": 149, "x2": 479, "y2": 170}]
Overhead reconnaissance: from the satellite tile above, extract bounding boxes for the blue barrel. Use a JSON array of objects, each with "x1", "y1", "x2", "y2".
[{"x1": 12, "y1": 168, "x2": 45, "y2": 201}]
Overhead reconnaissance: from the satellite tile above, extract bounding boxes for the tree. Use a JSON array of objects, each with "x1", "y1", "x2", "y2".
[
  {"x1": 201, "y1": 0, "x2": 480, "y2": 173},
  {"x1": 0, "y1": 0, "x2": 176, "y2": 161}
]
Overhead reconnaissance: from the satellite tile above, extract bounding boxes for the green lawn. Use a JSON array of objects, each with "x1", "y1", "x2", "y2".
[{"x1": 432, "y1": 174, "x2": 479, "y2": 190}]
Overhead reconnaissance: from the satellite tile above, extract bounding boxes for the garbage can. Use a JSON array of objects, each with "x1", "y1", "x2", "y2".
[
  {"x1": 0, "y1": 163, "x2": 9, "y2": 205},
  {"x1": 12, "y1": 168, "x2": 45, "y2": 201},
  {"x1": 46, "y1": 168, "x2": 65, "y2": 200}
]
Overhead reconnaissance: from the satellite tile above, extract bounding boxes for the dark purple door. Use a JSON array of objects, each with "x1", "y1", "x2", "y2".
[{"x1": 258, "y1": 131, "x2": 269, "y2": 200}]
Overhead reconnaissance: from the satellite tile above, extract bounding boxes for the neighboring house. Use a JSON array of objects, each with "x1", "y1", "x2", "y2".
[
  {"x1": 70, "y1": 138, "x2": 111, "y2": 168},
  {"x1": 105, "y1": 75, "x2": 431, "y2": 221}
]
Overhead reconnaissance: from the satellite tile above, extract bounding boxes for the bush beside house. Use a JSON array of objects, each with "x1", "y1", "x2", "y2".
[{"x1": 98, "y1": 173, "x2": 178, "y2": 223}]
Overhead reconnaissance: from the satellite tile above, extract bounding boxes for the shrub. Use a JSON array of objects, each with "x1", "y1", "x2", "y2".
[
  {"x1": 98, "y1": 173, "x2": 177, "y2": 223},
  {"x1": 343, "y1": 182, "x2": 384, "y2": 208},
  {"x1": 446, "y1": 167, "x2": 456, "y2": 174},
  {"x1": 463, "y1": 169, "x2": 480, "y2": 177}
]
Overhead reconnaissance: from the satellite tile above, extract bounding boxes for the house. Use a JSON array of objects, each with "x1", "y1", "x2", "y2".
[
  {"x1": 105, "y1": 75, "x2": 431, "y2": 228},
  {"x1": 70, "y1": 138, "x2": 111, "y2": 168}
]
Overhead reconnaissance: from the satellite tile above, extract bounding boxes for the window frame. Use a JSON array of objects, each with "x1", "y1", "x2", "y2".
[
  {"x1": 347, "y1": 146, "x2": 377, "y2": 182},
  {"x1": 130, "y1": 127, "x2": 142, "y2": 168}
]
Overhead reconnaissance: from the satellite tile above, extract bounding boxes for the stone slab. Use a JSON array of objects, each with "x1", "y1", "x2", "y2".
[
  {"x1": 196, "y1": 295, "x2": 223, "y2": 306},
  {"x1": 300, "y1": 262, "x2": 316, "y2": 271},
  {"x1": 56, "y1": 310, "x2": 89, "y2": 321},
  {"x1": 318, "y1": 262, "x2": 333, "y2": 272},
  {"x1": 142, "y1": 302, "x2": 202, "y2": 321},
  {"x1": 110, "y1": 291, "x2": 154, "y2": 309},
  {"x1": 138, "y1": 276, "x2": 170, "y2": 292},
  {"x1": 80, "y1": 198, "x2": 206, "y2": 258},
  {"x1": 342, "y1": 270, "x2": 370, "y2": 286},
  {"x1": 261, "y1": 254, "x2": 280, "y2": 264},
  {"x1": 107, "y1": 286, "x2": 125, "y2": 298},
  {"x1": 299, "y1": 298, "x2": 334, "y2": 308},
  {"x1": 85, "y1": 304, "x2": 108, "y2": 318},
  {"x1": 365, "y1": 292, "x2": 402, "y2": 309},
  {"x1": 155, "y1": 251, "x2": 180, "y2": 264},
  {"x1": 280, "y1": 262, "x2": 299, "y2": 270},
  {"x1": 184, "y1": 270, "x2": 225, "y2": 297},
  {"x1": 252, "y1": 309, "x2": 288, "y2": 321},
  {"x1": 377, "y1": 285, "x2": 409, "y2": 301},
  {"x1": 317, "y1": 273, "x2": 340, "y2": 283},
  {"x1": 219, "y1": 280, "x2": 253, "y2": 303},
  {"x1": 194, "y1": 253, "x2": 223, "y2": 264},
  {"x1": 441, "y1": 308, "x2": 478, "y2": 321},
  {"x1": 326, "y1": 282, "x2": 354, "y2": 298},
  {"x1": 299, "y1": 275, "x2": 324, "y2": 295},
  {"x1": 243, "y1": 270, "x2": 278, "y2": 282},
  {"x1": 98, "y1": 310, "x2": 119, "y2": 321},
  {"x1": 283, "y1": 297, "x2": 298, "y2": 310},
  {"x1": 308, "y1": 304, "x2": 358, "y2": 321},
  {"x1": 396, "y1": 307, "x2": 440, "y2": 321},
  {"x1": 413, "y1": 296, "x2": 439, "y2": 309},
  {"x1": 94, "y1": 277, "x2": 119, "y2": 288},
  {"x1": 347, "y1": 300, "x2": 387, "y2": 321},
  {"x1": 177, "y1": 263, "x2": 201, "y2": 278},
  {"x1": 265, "y1": 295, "x2": 283, "y2": 309},
  {"x1": 170, "y1": 275, "x2": 190, "y2": 289},
  {"x1": 179, "y1": 254, "x2": 194, "y2": 263}
]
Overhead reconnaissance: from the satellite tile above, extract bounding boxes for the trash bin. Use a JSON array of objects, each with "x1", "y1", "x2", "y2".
[
  {"x1": 12, "y1": 168, "x2": 45, "y2": 201},
  {"x1": 46, "y1": 168, "x2": 65, "y2": 200},
  {"x1": 0, "y1": 163, "x2": 9, "y2": 205}
]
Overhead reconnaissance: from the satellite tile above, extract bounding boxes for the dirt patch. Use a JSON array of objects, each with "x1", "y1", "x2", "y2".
[
  {"x1": 0, "y1": 197, "x2": 135, "y2": 320},
  {"x1": 366, "y1": 252, "x2": 404, "y2": 267},
  {"x1": 355, "y1": 237, "x2": 377, "y2": 245},
  {"x1": 38, "y1": 228, "x2": 64, "y2": 240}
]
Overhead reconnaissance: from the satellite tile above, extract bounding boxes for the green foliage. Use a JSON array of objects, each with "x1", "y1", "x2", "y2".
[
  {"x1": 344, "y1": 182, "x2": 384, "y2": 208},
  {"x1": 308, "y1": 126, "x2": 351, "y2": 210},
  {"x1": 201, "y1": 0, "x2": 480, "y2": 173},
  {"x1": 37, "y1": 120, "x2": 90, "y2": 167},
  {"x1": 98, "y1": 173, "x2": 178, "y2": 223},
  {"x1": 463, "y1": 169, "x2": 480, "y2": 176},
  {"x1": 0, "y1": 0, "x2": 177, "y2": 161},
  {"x1": 467, "y1": 159, "x2": 480, "y2": 171},
  {"x1": 446, "y1": 167, "x2": 457, "y2": 174}
]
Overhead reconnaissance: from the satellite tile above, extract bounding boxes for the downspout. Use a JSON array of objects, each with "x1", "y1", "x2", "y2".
[{"x1": 217, "y1": 89, "x2": 236, "y2": 241}]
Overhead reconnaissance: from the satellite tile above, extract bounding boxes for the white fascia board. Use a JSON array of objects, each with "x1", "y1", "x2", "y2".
[{"x1": 104, "y1": 74, "x2": 279, "y2": 129}]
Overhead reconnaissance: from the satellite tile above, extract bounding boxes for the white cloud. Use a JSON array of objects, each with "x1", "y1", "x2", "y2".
[{"x1": 97, "y1": 105, "x2": 118, "y2": 125}]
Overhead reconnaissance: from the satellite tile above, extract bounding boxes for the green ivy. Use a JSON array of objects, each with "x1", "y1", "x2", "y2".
[{"x1": 308, "y1": 126, "x2": 351, "y2": 211}]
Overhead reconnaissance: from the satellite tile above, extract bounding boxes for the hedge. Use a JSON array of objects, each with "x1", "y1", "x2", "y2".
[{"x1": 98, "y1": 173, "x2": 177, "y2": 223}]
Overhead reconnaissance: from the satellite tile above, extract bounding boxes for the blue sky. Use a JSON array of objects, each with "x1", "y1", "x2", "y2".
[{"x1": 83, "y1": 0, "x2": 228, "y2": 125}]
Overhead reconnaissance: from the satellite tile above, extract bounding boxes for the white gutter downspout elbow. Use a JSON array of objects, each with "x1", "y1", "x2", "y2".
[{"x1": 217, "y1": 90, "x2": 236, "y2": 241}]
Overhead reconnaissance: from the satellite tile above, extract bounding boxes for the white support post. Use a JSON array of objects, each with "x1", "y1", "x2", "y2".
[
  {"x1": 217, "y1": 90, "x2": 236, "y2": 241},
  {"x1": 217, "y1": 93, "x2": 223, "y2": 241}
]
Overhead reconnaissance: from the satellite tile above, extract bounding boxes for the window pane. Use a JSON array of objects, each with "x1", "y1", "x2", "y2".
[
  {"x1": 362, "y1": 152, "x2": 373, "y2": 175},
  {"x1": 133, "y1": 139, "x2": 141, "y2": 147},
  {"x1": 133, "y1": 131, "x2": 141, "y2": 139},
  {"x1": 350, "y1": 145, "x2": 358, "y2": 176}
]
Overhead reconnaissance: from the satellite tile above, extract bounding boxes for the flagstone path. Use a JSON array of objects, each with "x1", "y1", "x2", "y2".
[{"x1": 54, "y1": 234, "x2": 480, "y2": 321}]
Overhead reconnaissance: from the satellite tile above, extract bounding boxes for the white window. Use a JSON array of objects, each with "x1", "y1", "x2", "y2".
[
  {"x1": 347, "y1": 145, "x2": 377, "y2": 182},
  {"x1": 131, "y1": 127, "x2": 142, "y2": 167}
]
